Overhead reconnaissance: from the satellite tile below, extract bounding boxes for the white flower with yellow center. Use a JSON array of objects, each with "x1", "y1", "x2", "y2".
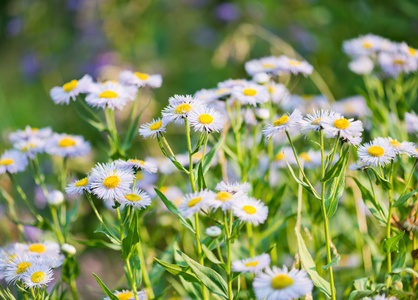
[
  {"x1": 374, "y1": 137, "x2": 416, "y2": 157},
  {"x1": 117, "y1": 188, "x2": 152, "y2": 210},
  {"x1": 104, "y1": 289, "x2": 147, "y2": 300},
  {"x1": 119, "y1": 70, "x2": 162, "y2": 88},
  {"x1": 348, "y1": 56, "x2": 374, "y2": 75},
  {"x1": 50, "y1": 74, "x2": 93, "y2": 105},
  {"x1": 232, "y1": 253, "x2": 271, "y2": 274},
  {"x1": 138, "y1": 118, "x2": 168, "y2": 139},
  {"x1": 188, "y1": 106, "x2": 224, "y2": 133},
  {"x1": 25, "y1": 242, "x2": 60, "y2": 258},
  {"x1": 299, "y1": 150, "x2": 322, "y2": 169},
  {"x1": 22, "y1": 264, "x2": 53, "y2": 288},
  {"x1": 218, "y1": 79, "x2": 248, "y2": 90},
  {"x1": 90, "y1": 163, "x2": 134, "y2": 201},
  {"x1": 0, "y1": 243, "x2": 26, "y2": 272},
  {"x1": 115, "y1": 158, "x2": 158, "y2": 174},
  {"x1": 215, "y1": 181, "x2": 251, "y2": 195},
  {"x1": 0, "y1": 150, "x2": 28, "y2": 174},
  {"x1": 399, "y1": 42, "x2": 418, "y2": 59},
  {"x1": 378, "y1": 52, "x2": 418, "y2": 78},
  {"x1": 266, "y1": 82, "x2": 290, "y2": 105},
  {"x1": 253, "y1": 266, "x2": 313, "y2": 300},
  {"x1": 206, "y1": 189, "x2": 242, "y2": 212},
  {"x1": 231, "y1": 81, "x2": 270, "y2": 106},
  {"x1": 272, "y1": 147, "x2": 296, "y2": 168},
  {"x1": 245, "y1": 56, "x2": 282, "y2": 76},
  {"x1": 178, "y1": 190, "x2": 214, "y2": 218},
  {"x1": 232, "y1": 197, "x2": 268, "y2": 226},
  {"x1": 4, "y1": 254, "x2": 39, "y2": 284},
  {"x1": 275, "y1": 56, "x2": 314, "y2": 76},
  {"x1": 162, "y1": 95, "x2": 202, "y2": 124},
  {"x1": 14, "y1": 137, "x2": 46, "y2": 159},
  {"x1": 194, "y1": 88, "x2": 224, "y2": 103},
  {"x1": 357, "y1": 139, "x2": 396, "y2": 167},
  {"x1": 65, "y1": 176, "x2": 91, "y2": 197},
  {"x1": 9, "y1": 126, "x2": 52, "y2": 144},
  {"x1": 262, "y1": 109, "x2": 303, "y2": 138},
  {"x1": 331, "y1": 96, "x2": 370, "y2": 118},
  {"x1": 85, "y1": 81, "x2": 131, "y2": 110},
  {"x1": 343, "y1": 34, "x2": 394, "y2": 58},
  {"x1": 321, "y1": 113, "x2": 363, "y2": 144},
  {"x1": 45, "y1": 133, "x2": 91, "y2": 158},
  {"x1": 299, "y1": 110, "x2": 335, "y2": 137}
]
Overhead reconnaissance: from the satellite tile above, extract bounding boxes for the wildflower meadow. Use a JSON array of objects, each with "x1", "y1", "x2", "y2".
[{"x1": 1, "y1": 2, "x2": 418, "y2": 300}]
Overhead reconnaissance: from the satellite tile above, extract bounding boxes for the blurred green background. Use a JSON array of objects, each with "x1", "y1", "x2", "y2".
[{"x1": 0, "y1": 0, "x2": 417, "y2": 139}]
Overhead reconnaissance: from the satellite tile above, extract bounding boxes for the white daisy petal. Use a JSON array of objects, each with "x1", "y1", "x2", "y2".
[
  {"x1": 119, "y1": 70, "x2": 162, "y2": 88},
  {"x1": 45, "y1": 133, "x2": 91, "y2": 158},
  {"x1": 232, "y1": 197, "x2": 268, "y2": 226},
  {"x1": 357, "y1": 138, "x2": 396, "y2": 167},
  {"x1": 263, "y1": 109, "x2": 303, "y2": 138},
  {"x1": 232, "y1": 253, "x2": 271, "y2": 274},
  {"x1": 50, "y1": 74, "x2": 93, "y2": 105},
  {"x1": 117, "y1": 188, "x2": 152, "y2": 210},
  {"x1": 178, "y1": 190, "x2": 214, "y2": 218},
  {"x1": 188, "y1": 106, "x2": 224, "y2": 133},
  {"x1": 0, "y1": 150, "x2": 29, "y2": 174}
]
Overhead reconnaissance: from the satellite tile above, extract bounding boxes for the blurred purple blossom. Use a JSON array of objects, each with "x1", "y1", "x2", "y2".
[
  {"x1": 24, "y1": 225, "x2": 43, "y2": 242},
  {"x1": 20, "y1": 53, "x2": 40, "y2": 80},
  {"x1": 191, "y1": 26, "x2": 218, "y2": 48},
  {"x1": 215, "y1": 3, "x2": 241, "y2": 22},
  {"x1": 6, "y1": 18, "x2": 23, "y2": 37}
]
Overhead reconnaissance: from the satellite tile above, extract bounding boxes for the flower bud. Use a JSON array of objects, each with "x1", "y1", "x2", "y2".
[
  {"x1": 205, "y1": 226, "x2": 222, "y2": 238},
  {"x1": 47, "y1": 190, "x2": 64, "y2": 206},
  {"x1": 252, "y1": 73, "x2": 270, "y2": 84},
  {"x1": 255, "y1": 108, "x2": 270, "y2": 120},
  {"x1": 61, "y1": 243, "x2": 76, "y2": 256}
]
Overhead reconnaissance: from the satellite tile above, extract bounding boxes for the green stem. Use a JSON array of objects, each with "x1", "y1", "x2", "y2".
[
  {"x1": 70, "y1": 278, "x2": 78, "y2": 300},
  {"x1": 399, "y1": 158, "x2": 418, "y2": 197},
  {"x1": 216, "y1": 239, "x2": 224, "y2": 264},
  {"x1": 125, "y1": 258, "x2": 139, "y2": 300},
  {"x1": 160, "y1": 134, "x2": 176, "y2": 157},
  {"x1": 224, "y1": 210, "x2": 234, "y2": 300},
  {"x1": 246, "y1": 222, "x2": 254, "y2": 258},
  {"x1": 136, "y1": 236, "x2": 154, "y2": 298},
  {"x1": 320, "y1": 131, "x2": 336, "y2": 300},
  {"x1": 185, "y1": 119, "x2": 196, "y2": 192},
  {"x1": 386, "y1": 161, "x2": 394, "y2": 275},
  {"x1": 194, "y1": 213, "x2": 207, "y2": 299},
  {"x1": 50, "y1": 206, "x2": 65, "y2": 245},
  {"x1": 130, "y1": 89, "x2": 142, "y2": 123}
]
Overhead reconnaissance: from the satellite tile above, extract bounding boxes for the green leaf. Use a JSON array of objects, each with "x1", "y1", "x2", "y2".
[
  {"x1": 321, "y1": 255, "x2": 340, "y2": 270},
  {"x1": 285, "y1": 157, "x2": 320, "y2": 199},
  {"x1": 203, "y1": 136, "x2": 224, "y2": 174},
  {"x1": 75, "y1": 238, "x2": 121, "y2": 250},
  {"x1": 154, "y1": 258, "x2": 200, "y2": 283},
  {"x1": 201, "y1": 244, "x2": 224, "y2": 265},
  {"x1": 156, "y1": 136, "x2": 189, "y2": 174},
  {"x1": 92, "y1": 273, "x2": 119, "y2": 300},
  {"x1": 367, "y1": 167, "x2": 392, "y2": 190},
  {"x1": 155, "y1": 188, "x2": 195, "y2": 233},
  {"x1": 180, "y1": 251, "x2": 228, "y2": 299},
  {"x1": 325, "y1": 152, "x2": 348, "y2": 218},
  {"x1": 321, "y1": 147, "x2": 349, "y2": 182},
  {"x1": 295, "y1": 230, "x2": 331, "y2": 298},
  {"x1": 383, "y1": 231, "x2": 405, "y2": 253},
  {"x1": 349, "y1": 290, "x2": 374, "y2": 300},
  {"x1": 121, "y1": 214, "x2": 139, "y2": 259},
  {"x1": 393, "y1": 189, "x2": 418, "y2": 207},
  {"x1": 352, "y1": 177, "x2": 386, "y2": 224}
]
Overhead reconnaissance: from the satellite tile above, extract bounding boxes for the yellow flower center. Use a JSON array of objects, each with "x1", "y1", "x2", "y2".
[
  {"x1": 58, "y1": 137, "x2": 76, "y2": 147},
  {"x1": 160, "y1": 186, "x2": 168, "y2": 193},
  {"x1": 311, "y1": 118, "x2": 322, "y2": 125},
  {"x1": 75, "y1": 177, "x2": 89, "y2": 187},
  {"x1": 22, "y1": 143, "x2": 37, "y2": 152},
  {"x1": 243, "y1": 88, "x2": 257, "y2": 96},
  {"x1": 116, "y1": 292, "x2": 134, "y2": 300},
  {"x1": 149, "y1": 120, "x2": 163, "y2": 130},
  {"x1": 288, "y1": 59, "x2": 302, "y2": 66},
  {"x1": 31, "y1": 271, "x2": 46, "y2": 283},
  {"x1": 216, "y1": 88, "x2": 228, "y2": 95},
  {"x1": 393, "y1": 59, "x2": 406, "y2": 65},
  {"x1": 301, "y1": 94, "x2": 313, "y2": 99},
  {"x1": 125, "y1": 194, "x2": 141, "y2": 202},
  {"x1": 0, "y1": 159, "x2": 14, "y2": 165},
  {"x1": 242, "y1": 205, "x2": 257, "y2": 214},
  {"x1": 188, "y1": 197, "x2": 202, "y2": 207},
  {"x1": 136, "y1": 172, "x2": 143, "y2": 180},
  {"x1": 245, "y1": 261, "x2": 258, "y2": 267},
  {"x1": 16, "y1": 262, "x2": 32, "y2": 274},
  {"x1": 389, "y1": 140, "x2": 401, "y2": 148},
  {"x1": 134, "y1": 72, "x2": 149, "y2": 80},
  {"x1": 273, "y1": 115, "x2": 289, "y2": 126},
  {"x1": 271, "y1": 274, "x2": 294, "y2": 289},
  {"x1": 175, "y1": 103, "x2": 192, "y2": 114},
  {"x1": 63, "y1": 80, "x2": 78, "y2": 92},
  {"x1": 368, "y1": 146, "x2": 384, "y2": 157},
  {"x1": 363, "y1": 42, "x2": 373, "y2": 48},
  {"x1": 408, "y1": 47, "x2": 416, "y2": 56},
  {"x1": 198, "y1": 114, "x2": 214, "y2": 124},
  {"x1": 300, "y1": 152, "x2": 311, "y2": 162},
  {"x1": 275, "y1": 153, "x2": 284, "y2": 161},
  {"x1": 99, "y1": 91, "x2": 118, "y2": 98},
  {"x1": 173, "y1": 198, "x2": 182, "y2": 207},
  {"x1": 128, "y1": 159, "x2": 139, "y2": 163},
  {"x1": 262, "y1": 63, "x2": 275, "y2": 68},
  {"x1": 192, "y1": 153, "x2": 203, "y2": 161},
  {"x1": 7, "y1": 254, "x2": 18, "y2": 264},
  {"x1": 333, "y1": 118, "x2": 349, "y2": 129},
  {"x1": 103, "y1": 175, "x2": 120, "y2": 189},
  {"x1": 29, "y1": 244, "x2": 45, "y2": 253},
  {"x1": 216, "y1": 192, "x2": 233, "y2": 202},
  {"x1": 32, "y1": 128, "x2": 39, "y2": 132}
]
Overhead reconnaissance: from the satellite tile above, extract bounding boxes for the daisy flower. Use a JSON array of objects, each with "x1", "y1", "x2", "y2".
[
  {"x1": 348, "y1": 56, "x2": 374, "y2": 75},
  {"x1": 45, "y1": 133, "x2": 91, "y2": 158},
  {"x1": 22, "y1": 264, "x2": 54, "y2": 288},
  {"x1": 117, "y1": 188, "x2": 152, "y2": 210},
  {"x1": 0, "y1": 243, "x2": 26, "y2": 271},
  {"x1": 266, "y1": 82, "x2": 290, "y2": 105},
  {"x1": 272, "y1": 147, "x2": 296, "y2": 168},
  {"x1": 299, "y1": 150, "x2": 322, "y2": 169},
  {"x1": 159, "y1": 186, "x2": 184, "y2": 208},
  {"x1": 0, "y1": 150, "x2": 28, "y2": 174},
  {"x1": 218, "y1": 79, "x2": 248, "y2": 90},
  {"x1": 138, "y1": 118, "x2": 168, "y2": 139},
  {"x1": 162, "y1": 95, "x2": 202, "y2": 124},
  {"x1": 25, "y1": 242, "x2": 60, "y2": 257},
  {"x1": 262, "y1": 109, "x2": 303, "y2": 138},
  {"x1": 378, "y1": 52, "x2": 418, "y2": 78},
  {"x1": 50, "y1": 74, "x2": 93, "y2": 105},
  {"x1": 178, "y1": 190, "x2": 214, "y2": 218},
  {"x1": 188, "y1": 106, "x2": 224, "y2": 133},
  {"x1": 13, "y1": 137, "x2": 46, "y2": 159},
  {"x1": 374, "y1": 137, "x2": 416, "y2": 156},
  {"x1": 232, "y1": 197, "x2": 268, "y2": 226},
  {"x1": 343, "y1": 34, "x2": 394, "y2": 58},
  {"x1": 4, "y1": 254, "x2": 39, "y2": 284},
  {"x1": 253, "y1": 266, "x2": 313, "y2": 300},
  {"x1": 65, "y1": 176, "x2": 91, "y2": 197},
  {"x1": 232, "y1": 253, "x2": 271, "y2": 274},
  {"x1": 115, "y1": 159, "x2": 158, "y2": 174},
  {"x1": 89, "y1": 163, "x2": 134, "y2": 201},
  {"x1": 215, "y1": 181, "x2": 251, "y2": 195},
  {"x1": 85, "y1": 81, "x2": 132, "y2": 110},
  {"x1": 275, "y1": 56, "x2": 314, "y2": 76},
  {"x1": 245, "y1": 56, "x2": 282, "y2": 76},
  {"x1": 357, "y1": 139, "x2": 396, "y2": 167},
  {"x1": 399, "y1": 42, "x2": 418, "y2": 59},
  {"x1": 207, "y1": 189, "x2": 243, "y2": 212},
  {"x1": 299, "y1": 110, "x2": 333, "y2": 137},
  {"x1": 331, "y1": 96, "x2": 370, "y2": 118},
  {"x1": 320, "y1": 113, "x2": 363, "y2": 144},
  {"x1": 104, "y1": 290, "x2": 147, "y2": 300},
  {"x1": 119, "y1": 70, "x2": 162, "y2": 88},
  {"x1": 231, "y1": 81, "x2": 270, "y2": 106},
  {"x1": 252, "y1": 72, "x2": 271, "y2": 84},
  {"x1": 9, "y1": 126, "x2": 52, "y2": 144}
]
